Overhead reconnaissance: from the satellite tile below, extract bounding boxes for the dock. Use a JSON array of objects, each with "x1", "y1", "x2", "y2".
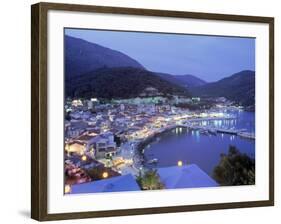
[{"x1": 181, "y1": 120, "x2": 255, "y2": 140}]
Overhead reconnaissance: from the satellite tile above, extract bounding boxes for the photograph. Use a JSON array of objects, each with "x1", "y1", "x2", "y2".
[{"x1": 63, "y1": 28, "x2": 256, "y2": 194}]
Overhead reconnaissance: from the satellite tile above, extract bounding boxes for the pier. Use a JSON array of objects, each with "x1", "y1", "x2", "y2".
[
  {"x1": 181, "y1": 120, "x2": 255, "y2": 140},
  {"x1": 238, "y1": 132, "x2": 255, "y2": 140}
]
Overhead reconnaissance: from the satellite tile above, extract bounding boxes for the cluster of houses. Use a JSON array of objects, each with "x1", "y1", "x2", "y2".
[
  {"x1": 64, "y1": 95, "x2": 220, "y2": 162},
  {"x1": 65, "y1": 131, "x2": 117, "y2": 159},
  {"x1": 64, "y1": 95, "x2": 225, "y2": 194}
]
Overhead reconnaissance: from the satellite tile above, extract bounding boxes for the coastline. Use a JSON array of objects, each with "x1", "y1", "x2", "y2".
[{"x1": 130, "y1": 114, "x2": 255, "y2": 172}]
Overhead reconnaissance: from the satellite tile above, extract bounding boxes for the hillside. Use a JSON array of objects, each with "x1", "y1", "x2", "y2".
[
  {"x1": 155, "y1": 73, "x2": 183, "y2": 86},
  {"x1": 66, "y1": 67, "x2": 191, "y2": 99},
  {"x1": 191, "y1": 70, "x2": 255, "y2": 107},
  {"x1": 173, "y1": 74, "x2": 207, "y2": 87},
  {"x1": 65, "y1": 35, "x2": 145, "y2": 78},
  {"x1": 156, "y1": 73, "x2": 207, "y2": 88}
]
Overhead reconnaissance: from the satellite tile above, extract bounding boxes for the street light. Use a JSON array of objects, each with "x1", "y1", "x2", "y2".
[
  {"x1": 102, "y1": 171, "x2": 109, "y2": 178},
  {"x1": 65, "y1": 184, "x2": 71, "y2": 194},
  {"x1": 81, "y1": 155, "x2": 87, "y2": 161},
  {"x1": 177, "y1": 160, "x2": 183, "y2": 167}
]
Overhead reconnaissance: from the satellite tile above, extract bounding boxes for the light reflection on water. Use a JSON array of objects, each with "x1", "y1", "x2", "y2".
[{"x1": 195, "y1": 111, "x2": 255, "y2": 133}]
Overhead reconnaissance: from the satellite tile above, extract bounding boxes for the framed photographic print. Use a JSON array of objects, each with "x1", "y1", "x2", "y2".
[{"x1": 31, "y1": 2, "x2": 274, "y2": 221}]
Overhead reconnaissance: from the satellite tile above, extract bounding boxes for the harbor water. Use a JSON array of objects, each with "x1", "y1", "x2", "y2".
[{"x1": 144, "y1": 111, "x2": 255, "y2": 176}]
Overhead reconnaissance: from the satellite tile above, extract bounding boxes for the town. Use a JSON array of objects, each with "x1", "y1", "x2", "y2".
[{"x1": 64, "y1": 87, "x2": 254, "y2": 194}]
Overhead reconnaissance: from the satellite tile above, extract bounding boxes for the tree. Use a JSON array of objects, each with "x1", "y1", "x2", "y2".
[
  {"x1": 213, "y1": 145, "x2": 255, "y2": 186},
  {"x1": 65, "y1": 111, "x2": 71, "y2": 121},
  {"x1": 136, "y1": 169, "x2": 164, "y2": 190},
  {"x1": 86, "y1": 166, "x2": 120, "y2": 181},
  {"x1": 114, "y1": 135, "x2": 122, "y2": 147}
]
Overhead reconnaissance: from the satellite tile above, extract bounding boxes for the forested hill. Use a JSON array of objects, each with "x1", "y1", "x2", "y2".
[
  {"x1": 191, "y1": 70, "x2": 255, "y2": 107},
  {"x1": 65, "y1": 67, "x2": 191, "y2": 99},
  {"x1": 65, "y1": 35, "x2": 145, "y2": 78}
]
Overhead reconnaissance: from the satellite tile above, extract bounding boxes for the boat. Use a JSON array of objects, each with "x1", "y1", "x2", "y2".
[
  {"x1": 199, "y1": 129, "x2": 209, "y2": 135},
  {"x1": 208, "y1": 129, "x2": 217, "y2": 135},
  {"x1": 147, "y1": 158, "x2": 158, "y2": 164}
]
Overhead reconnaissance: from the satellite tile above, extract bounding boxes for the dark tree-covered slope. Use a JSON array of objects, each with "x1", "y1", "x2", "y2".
[
  {"x1": 66, "y1": 67, "x2": 191, "y2": 99},
  {"x1": 156, "y1": 73, "x2": 207, "y2": 88},
  {"x1": 191, "y1": 70, "x2": 255, "y2": 106}
]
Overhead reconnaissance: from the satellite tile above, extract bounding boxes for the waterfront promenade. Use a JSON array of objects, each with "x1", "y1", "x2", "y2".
[{"x1": 118, "y1": 114, "x2": 255, "y2": 177}]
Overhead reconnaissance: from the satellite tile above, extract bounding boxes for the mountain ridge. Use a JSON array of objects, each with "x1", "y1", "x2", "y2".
[
  {"x1": 65, "y1": 35, "x2": 145, "y2": 78},
  {"x1": 191, "y1": 70, "x2": 255, "y2": 107},
  {"x1": 156, "y1": 73, "x2": 207, "y2": 89},
  {"x1": 174, "y1": 74, "x2": 207, "y2": 87},
  {"x1": 64, "y1": 35, "x2": 254, "y2": 106}
]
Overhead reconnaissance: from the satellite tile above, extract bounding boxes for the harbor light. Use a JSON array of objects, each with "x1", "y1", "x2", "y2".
[
  {"x1": 177, "y1": 160, "x2": 183, "y2": 167},
  {"x1": 102, "y1": 171, "x2": 109, "y2": 178},
  {"x1": 65, "y1": 184, "x2": 71, "y2": 194},
  {"x1": 81, "y1": 155, "x2": 87, "y2": 161}
]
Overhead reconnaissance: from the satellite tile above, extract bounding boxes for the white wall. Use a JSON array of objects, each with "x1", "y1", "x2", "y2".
[{"x1": 0, "y1": 0, "x2": 280, "y2": 223}]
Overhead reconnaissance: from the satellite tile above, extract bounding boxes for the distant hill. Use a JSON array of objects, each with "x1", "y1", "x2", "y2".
[
  {"x1": 155, "y1": 73, "x2": 183, "y2": 86},
  {"x1": 174, "y1": 74, "x2": 207, "y2": 87},
  {"x1": 66, "y1": 67, "x2": 191, "y2": 99},
  {"x1": 191, "y1": 70, "x2": 255, "y2": 107},
  {"x1": 65, "y1": 35, "x2": 145, "y2": 78},
  {"x1": 156, "y1": 73, "x2": 207, "y2": 88}
]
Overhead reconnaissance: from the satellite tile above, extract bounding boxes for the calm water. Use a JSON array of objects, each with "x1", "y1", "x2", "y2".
[{"x1": 144, "y1": 111, "x2": 255, "y2": 175}]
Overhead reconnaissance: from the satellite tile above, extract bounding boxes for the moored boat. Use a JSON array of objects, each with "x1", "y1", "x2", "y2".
[{"x1": 147, "y1": 158, "x2": 158, "y2": 164}]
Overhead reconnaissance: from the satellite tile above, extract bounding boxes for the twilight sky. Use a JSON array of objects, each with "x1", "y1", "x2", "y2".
[{"x1": 65, "y1": 28, "x2": 255, "y2": 82}]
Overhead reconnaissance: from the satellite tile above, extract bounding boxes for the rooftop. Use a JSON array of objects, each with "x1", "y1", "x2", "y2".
[
  {"x1": 157, "y1": 164, "x2": 218, "y2": 189},
  {"x1": 70, "y1": 174, "x2": 140, "y2": 194}
]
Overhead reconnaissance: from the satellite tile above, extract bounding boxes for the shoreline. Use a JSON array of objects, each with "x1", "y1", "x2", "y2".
[
  {"x1": 131, "y1": 125, "x2": 178, "y2": 169},
  {"x1": 130, "y1": 115, "x2": 255, "y2": 171}
]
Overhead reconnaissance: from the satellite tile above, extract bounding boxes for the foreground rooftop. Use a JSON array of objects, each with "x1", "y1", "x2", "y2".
[
  {"x1": 70, "y1": 174, "x2": 140, "y2": 194},
  {"x1": 157, "y1": 164, "x2": 218, "y2": 189}
]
